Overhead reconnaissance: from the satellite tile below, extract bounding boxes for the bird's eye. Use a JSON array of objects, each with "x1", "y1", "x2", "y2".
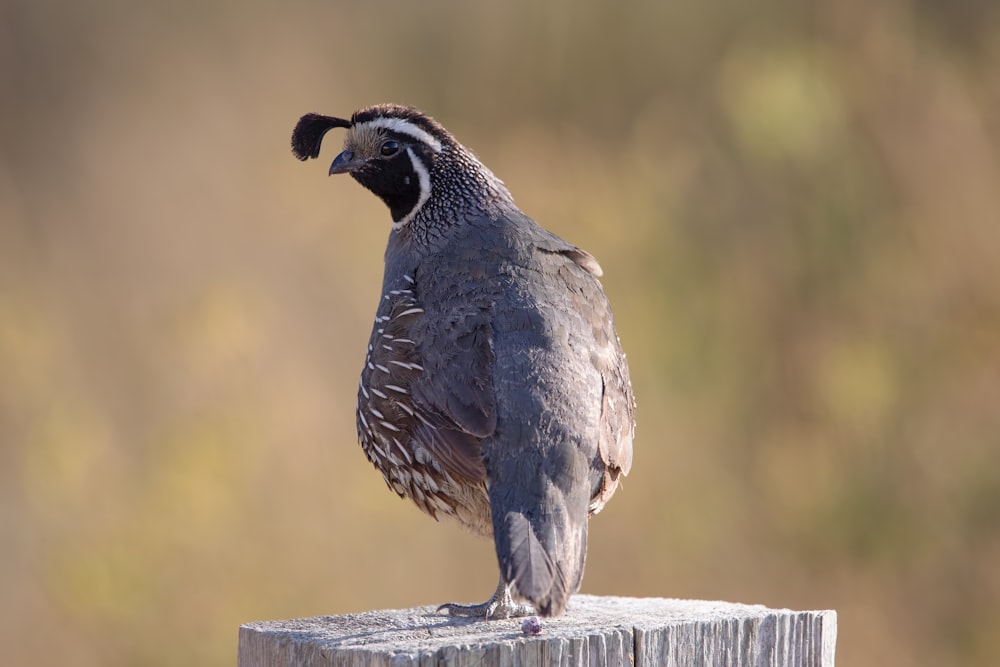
[{"x1": 380, "y1": 140, "x2": 400, "y2": 157}]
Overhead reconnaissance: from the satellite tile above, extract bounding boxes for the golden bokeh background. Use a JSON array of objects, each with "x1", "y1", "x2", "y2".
[{"x1": 2, "y1": 1, "x2": 999, "y2": 665}]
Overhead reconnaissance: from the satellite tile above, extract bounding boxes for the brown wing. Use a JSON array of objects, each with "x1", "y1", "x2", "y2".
[
  {"x1": 409, "y1": 300, "x2": 496, "y2": 479},
  {"x1": 592, "y1": 334, "x2": 634, "y2": 512},
  {"x1": 551, "y1": 248, "x2": 635, "y2": 514},
  {"x1": 357, "y1": 281, "x2": 494, "y2": 523}
]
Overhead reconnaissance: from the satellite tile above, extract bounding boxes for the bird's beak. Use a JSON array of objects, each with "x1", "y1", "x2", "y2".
[{"x1": 329, "y1": 150, "x2": 363, "y2": 175}]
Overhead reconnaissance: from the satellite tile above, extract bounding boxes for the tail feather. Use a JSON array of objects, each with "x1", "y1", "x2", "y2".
[
  {"x1": 504, "y1": 513, "x2": 559, "y2": 612},
  {"x1": 486, "y1": 423, "x2": 595, "y2": 617},
  {"x1": 497, "y1": 508, "x2": 587, "y2": 617}
]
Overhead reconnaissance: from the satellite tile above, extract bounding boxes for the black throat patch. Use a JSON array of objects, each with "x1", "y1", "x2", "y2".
[{"x1": 351, "y1": 144, "x2": 427, "y2": 224}]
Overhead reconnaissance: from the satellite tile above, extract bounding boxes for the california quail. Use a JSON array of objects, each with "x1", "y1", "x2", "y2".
[{"x1": 291, "y1": 104, "x2": 635, "y2": 619}]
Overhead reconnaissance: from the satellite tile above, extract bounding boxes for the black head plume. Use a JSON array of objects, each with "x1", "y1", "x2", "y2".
[{"x1": 291, "y1": 113, "x2": 352, "y2": 161}]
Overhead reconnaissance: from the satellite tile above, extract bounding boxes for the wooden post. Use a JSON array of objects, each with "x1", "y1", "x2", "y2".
[{"x1": 239, "y1": 595, "x2": 836, "y2": 666}]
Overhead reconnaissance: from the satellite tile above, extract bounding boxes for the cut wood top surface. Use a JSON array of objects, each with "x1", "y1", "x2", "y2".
[{"x1": 239, "y1": 595, "x2": 837, "y2": 667}]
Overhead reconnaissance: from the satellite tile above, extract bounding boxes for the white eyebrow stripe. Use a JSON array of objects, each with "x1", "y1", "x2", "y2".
[{"x1": 355, "y1": 117, "x2": 443, "y2": 152}]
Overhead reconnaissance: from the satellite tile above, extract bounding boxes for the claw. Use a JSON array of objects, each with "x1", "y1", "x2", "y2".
[{"x1": 438, "y1": 579, "x2": 535, "y2": 620}]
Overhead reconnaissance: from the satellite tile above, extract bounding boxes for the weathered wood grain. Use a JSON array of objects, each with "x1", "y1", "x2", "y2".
[{"x1": 239, "y1": 595, "x2": 836, "y2": 666}]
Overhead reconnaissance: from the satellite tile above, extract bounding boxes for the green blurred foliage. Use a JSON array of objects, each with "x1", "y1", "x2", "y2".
[{"x1": 1, "y1": 1, "x2": 999, "y2": 665}]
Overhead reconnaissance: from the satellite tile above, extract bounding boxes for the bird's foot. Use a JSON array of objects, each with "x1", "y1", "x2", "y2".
[{"x1": 437, "y1": 580, "x2": 534, "y2": 620}]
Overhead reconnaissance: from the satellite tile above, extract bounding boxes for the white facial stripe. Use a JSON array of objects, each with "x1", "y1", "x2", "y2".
[
  {"x1": 393, "y1": 146, "x2": 432, "y2": 230},
  {"x1": 356, "y1": 117, "x2": 443, "y2": 153}
]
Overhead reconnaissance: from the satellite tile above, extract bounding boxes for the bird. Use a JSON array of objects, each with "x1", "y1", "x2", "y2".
[{"x1": 290, "y1": 104, "x2": 634, "y2": 619}]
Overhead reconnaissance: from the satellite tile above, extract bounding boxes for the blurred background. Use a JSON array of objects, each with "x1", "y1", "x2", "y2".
[{"x1": 2, "y1": 0, "x2": 999, "y2": 665}]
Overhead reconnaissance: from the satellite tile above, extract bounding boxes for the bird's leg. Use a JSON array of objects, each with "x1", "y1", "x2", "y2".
[{"x1": 438, "y1": 578, "x2": 535, "y2": 620}]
